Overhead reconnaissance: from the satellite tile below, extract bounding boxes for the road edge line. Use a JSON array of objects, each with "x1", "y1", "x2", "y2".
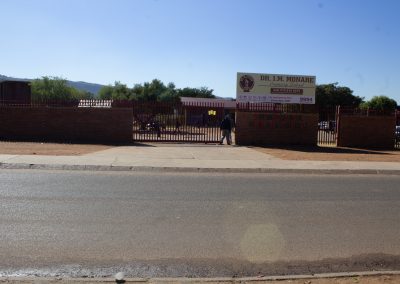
[
  {"x1": 1, "y1": 162, "x2": 400, "y2": 175},
  {"x1": 1, "y1": 270, "x2": 400, "y2": 282}
]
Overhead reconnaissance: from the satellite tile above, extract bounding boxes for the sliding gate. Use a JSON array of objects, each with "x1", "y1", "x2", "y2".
[{"x1": 132, "y1": 101, "x2": 225, "y2": 143}]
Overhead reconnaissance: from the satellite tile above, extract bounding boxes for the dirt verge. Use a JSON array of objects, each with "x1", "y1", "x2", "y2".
[
  {"x1": 252, "y1": 146, "x2": 400, "y2": 162},
  {"x1": 0, "y1": 141, "x2": 113, "y2": 156},
  {"x1": 1, "y1": 141, "x2": 400, "y2": 162}
]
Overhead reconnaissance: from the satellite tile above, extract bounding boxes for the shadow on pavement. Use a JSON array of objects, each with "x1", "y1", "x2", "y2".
[{"x1": 257, "y1": 145, "x2": 396, "y2": 155}]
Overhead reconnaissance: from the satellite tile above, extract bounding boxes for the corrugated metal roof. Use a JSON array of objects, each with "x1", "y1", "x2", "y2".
[{"x1": 180, "y1": 97, "x2": 236, "y2": 108}]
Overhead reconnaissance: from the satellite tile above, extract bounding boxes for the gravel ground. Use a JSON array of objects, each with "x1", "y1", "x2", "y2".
[
  {"x1": 0, "y1": 141, "x2": 112, "y2": 156},
  {"x1": 252, "y1": 146, "x2": 400, "y2": 162}
]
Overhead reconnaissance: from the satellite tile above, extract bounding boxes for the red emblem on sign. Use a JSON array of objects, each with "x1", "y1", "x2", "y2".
[{"x1": 239, "y1": 75, "x2": 254, "y2": 92}]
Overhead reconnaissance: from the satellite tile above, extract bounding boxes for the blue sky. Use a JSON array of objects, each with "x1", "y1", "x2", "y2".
[{"x1": 1, "y1": 0, "x2": 399, "y2": 102}]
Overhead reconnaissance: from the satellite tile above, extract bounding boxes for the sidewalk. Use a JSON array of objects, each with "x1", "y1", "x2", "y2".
[{"x1": 1, "y1": 143, "x2": 400, "y2": 174}]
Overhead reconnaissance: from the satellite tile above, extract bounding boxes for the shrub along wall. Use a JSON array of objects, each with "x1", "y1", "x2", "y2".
[
  {"x1": 0, "y1": 107, "x2": 133, "y2": 143},
  {"x1": 338, "y1": 115, "x2": 395, "y2": 149},
  {"x1": 235, "y1": 111, "x2": 318, "y2": 146}
]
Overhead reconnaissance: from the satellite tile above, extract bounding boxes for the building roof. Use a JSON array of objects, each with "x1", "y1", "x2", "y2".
[
  {"x1": 0, "y1": 80, "x2": 30, "y2": 84},
  {"x1": 180, "y1": 97, "x2": 236, "y2": 109}
]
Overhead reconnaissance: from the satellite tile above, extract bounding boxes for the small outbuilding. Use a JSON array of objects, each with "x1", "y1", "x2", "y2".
[{"x1": 0, "y1": 80, "x2": 31, "y2": 104}]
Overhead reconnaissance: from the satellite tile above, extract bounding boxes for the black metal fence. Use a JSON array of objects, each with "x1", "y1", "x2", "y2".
[
  {"x1": 132, "y1": 101, "x2": 225, "y2": 143},
  {"x1": 338, "y1": 106, "x2": 396, "y2": 116},
  {"x1": 236, "y1": 102, "x2": 317, "y2": 113},
  {"x1": 0, "y1": 99, "x2": 80, "y2": 107},
  {"x1": 2, "y1": 98, "x2": 399, "y2": 148},
  {"x1": 396, "y1": 110, "x2": 400, "y2": 150},
  {"x1": 318, "y1": 106, "x2": 338, "y2": 146}
]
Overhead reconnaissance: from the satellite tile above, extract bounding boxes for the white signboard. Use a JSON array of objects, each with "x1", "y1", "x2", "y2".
[{"x1": 236, "y1": 72, "x2": 316, "y2": 104}]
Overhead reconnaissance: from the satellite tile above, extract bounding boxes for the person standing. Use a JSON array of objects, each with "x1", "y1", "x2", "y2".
[
  {"x1": 220, "y1": 114, "x2": 232, "y2": 145},
  {"x1": 174, "y1": 118, "x2": 181, "y2": 134}
]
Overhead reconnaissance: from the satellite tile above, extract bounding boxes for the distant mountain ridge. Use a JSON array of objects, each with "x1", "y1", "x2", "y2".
[{"x1": 0, "y1": 75, "x2": 104, "y2": 96}]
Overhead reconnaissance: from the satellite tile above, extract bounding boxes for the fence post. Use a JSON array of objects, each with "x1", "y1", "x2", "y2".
[{"x1": 336, "y1": 105, "x2": 341, "y2": 146}]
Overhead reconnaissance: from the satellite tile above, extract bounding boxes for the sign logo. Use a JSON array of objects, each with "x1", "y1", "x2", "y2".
[{"x1": 239, "y1": 75, "x2": 254, "y2": 92}]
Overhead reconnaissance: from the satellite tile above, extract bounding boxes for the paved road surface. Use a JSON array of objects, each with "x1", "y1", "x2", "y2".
[{"x1": 0, "y1": 170, "x2": 399, "y2": 277}]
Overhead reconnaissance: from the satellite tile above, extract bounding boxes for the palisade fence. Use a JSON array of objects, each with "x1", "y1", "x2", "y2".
[
  {"x1": 1, "y1": 98, "x2": 399, "y2": 148},
  {"x1": 396, "y1": 110, "x2": 400, "y2": 149},
  {"x1": 338, "y1": 106, "x2": 396, "y2": 116},
  {"x1": 132, "y1": 101, "x2": 225, "y2": 142},
  {"x1": 318, "y1": 106, "x2": 339, "y2": 146},
  {"x1": 0, "y1": 99, "x2": 79, "y2": 108},
  {"x1": 0, "y1": 99, "x2": 226, "y2": 143},
  {"x1": 0, "y1": 99, "x2": 121, "y2": 108},
  {"x1": 236, "y1": 102, "x2": 317, "y2": 113},
  {"x1": 132, "y1": 101, "x2": 316, "y2": 143}
]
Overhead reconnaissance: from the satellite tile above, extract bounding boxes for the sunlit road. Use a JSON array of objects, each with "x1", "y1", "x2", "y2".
[{"x1": 1, "y1": 170, "x2": 399, "y2": 277}]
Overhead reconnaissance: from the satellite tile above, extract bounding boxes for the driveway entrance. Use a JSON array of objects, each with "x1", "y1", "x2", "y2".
[{"x1": 132, "y1": 101, "x2": 225, "y2": 143}]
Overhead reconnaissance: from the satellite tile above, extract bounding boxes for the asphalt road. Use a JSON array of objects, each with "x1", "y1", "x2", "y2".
[{"x1": 1, "y1": 170, "x2": 399, "y2": 277}]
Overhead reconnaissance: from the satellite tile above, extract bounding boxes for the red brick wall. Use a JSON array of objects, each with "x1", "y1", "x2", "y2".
[
  {"x1": 338, "y1": 115, "x2": 395, "y2": 149},
  {"x1": 235, "y1": 112, "x2": 318, "y2": 146},
  {"x1": 0, "y1": 107, "x2": 133, "y2": 143}
]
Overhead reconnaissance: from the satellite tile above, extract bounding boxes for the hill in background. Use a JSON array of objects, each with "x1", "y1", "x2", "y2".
[{"x1": 0, "y1": 75, "x2": 104, "y2": 96}]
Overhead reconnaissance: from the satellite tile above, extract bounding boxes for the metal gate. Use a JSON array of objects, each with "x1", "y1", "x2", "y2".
[
  {"x1": 132, "y1": 101, "x2": 225, "y2": 143},
  {"x1": 318, "y1": 106, "x2": 339, "y2": 146}
]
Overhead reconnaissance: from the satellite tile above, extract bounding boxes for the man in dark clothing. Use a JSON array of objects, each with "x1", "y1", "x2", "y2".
[{"x1": 220, "y1": 114, "x2": 232, "y2": 145}]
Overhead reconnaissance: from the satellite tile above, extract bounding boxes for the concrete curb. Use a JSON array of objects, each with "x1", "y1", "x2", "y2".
[
  {"x1": 2, "y1": 270, "x2": 400, "y2": 282},
  {"x1": 1, "y1": 162, "x2": 400, "y2": 175}
]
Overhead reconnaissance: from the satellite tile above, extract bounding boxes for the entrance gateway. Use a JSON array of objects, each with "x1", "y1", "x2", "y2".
[
  {"x1": 132, "y1": 72, "x2": 319, "y2": 144},
  {"x1": 132, "y1": 98, "x2": 235, "y2": 143}
]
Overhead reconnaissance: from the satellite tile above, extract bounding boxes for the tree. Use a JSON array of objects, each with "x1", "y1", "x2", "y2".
[
  {"x1": 315, "y1": 83, "x2": 364, "y2": 108},
  {"x1": 100, "y1": 79, "x2": 216, "y2": 102},
  {"x1": 177, "y1": 87, "x2": 215, "y2": 98},
  {"x1": 31, "y1": 76, "x2": 91, "y2": 101},
  {"x1": 144, "y1": 79, "x2": 167, "y2": 101},
  {"x1": 70, "y1": 89, "x2": 94, "y2": 100},
  {"x1": 31, "y1": 76, "x2": 71, "y2": 100},
  {"x1": 98, "y1": 85, "x2": 114, "y2": 100},
  {"x1": 361, "y1": 95, "x2": 397, "y2": 112},
  {"x1": 99, "y1": 82, "x2": 133, "y2": 100},
  {"x1": 131, "y1": 79, "x2": 166, "y2": 101},
  {"x1": 111, "y1": 82, "x2": 132, "y2": 100},
  {"x1": 197, "y1": 87, "x2": 215, "y2": 98},
  {"x1": 159, "y1": 82, "x2": 179, "y2": 103},
  {"x1": 131, "y1": 84, "x2": 144, "y2": 101}
]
